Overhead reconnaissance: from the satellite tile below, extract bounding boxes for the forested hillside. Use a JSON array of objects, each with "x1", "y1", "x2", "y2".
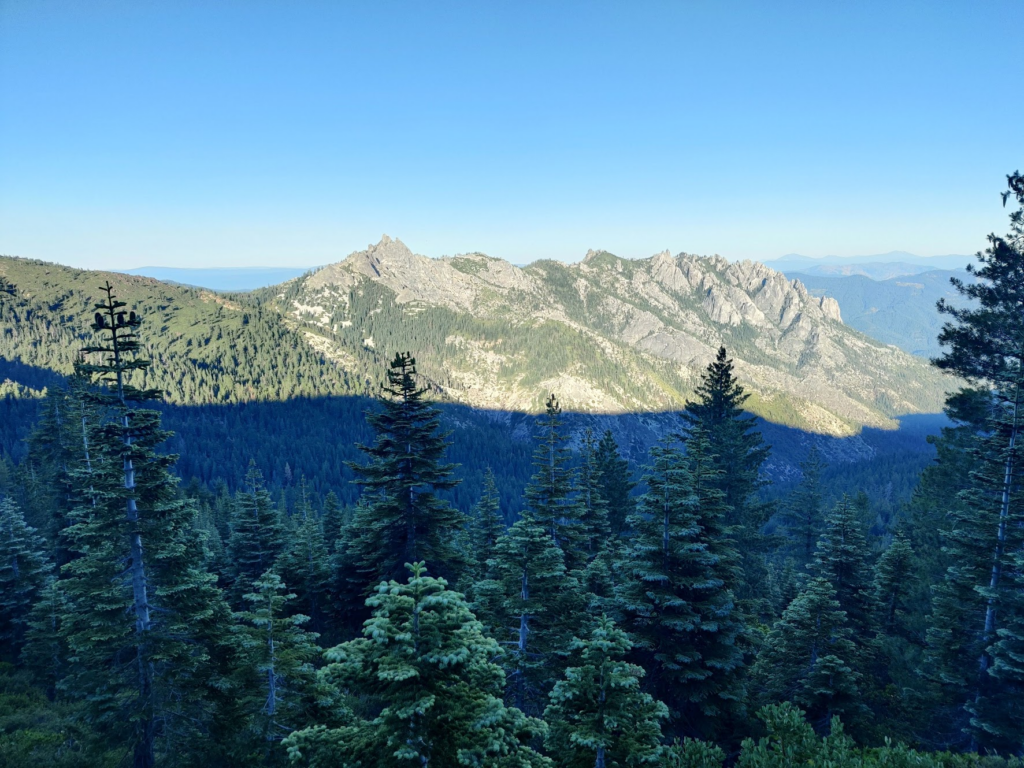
[{"x1": 0, "y1": 176, "x2": 1022, "y2": 767}]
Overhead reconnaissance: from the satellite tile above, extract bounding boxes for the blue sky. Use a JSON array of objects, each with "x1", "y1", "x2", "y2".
[{"x1": 1, "y1": 1, "x2": 1020, "y2": 269}]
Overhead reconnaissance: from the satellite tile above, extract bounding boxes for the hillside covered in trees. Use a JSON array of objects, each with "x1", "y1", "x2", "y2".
[{"x1": 0, "y1": 174, "x2": 1022, "y2": 767}]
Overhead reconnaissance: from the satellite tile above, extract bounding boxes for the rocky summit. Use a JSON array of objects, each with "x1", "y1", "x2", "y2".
[{"x1": 264, "y1": 236, "x2": 952, "y2": 436}]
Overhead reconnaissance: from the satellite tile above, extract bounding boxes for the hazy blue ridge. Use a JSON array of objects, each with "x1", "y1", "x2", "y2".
[
  {"x1": 121, "y1": 266, "x2": 318, "y2": 291},
  {"x1": 789, "y1": 268, "x2": 977, "y2": 359},
  {"x1": 767, "y1": 251, "x2": 975, "y2": 279}
]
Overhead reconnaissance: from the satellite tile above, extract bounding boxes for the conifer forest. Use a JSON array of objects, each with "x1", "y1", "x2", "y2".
[{"x1": 2, "y1": 178, "x2": 1024, "y2": 766}]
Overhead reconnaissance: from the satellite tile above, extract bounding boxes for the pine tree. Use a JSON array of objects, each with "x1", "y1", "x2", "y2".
[
  {"x1": 809, "y1": 496, "x2": 876, "y2": 643},
  {"x1": 578, "y1": 428, "x2": 612, "y2": 557},
  {"x1": 973, "y1": 547, "x2": 1024, "y2": 753},
  {"x1": 228, "y1": 462, "x2": 288, "y2": 604},
  {"x1": 23, "y1": 372, "x2": 100, "y2": 566},
  {"x1": 680, "y1": 347, "x2": 772, "y2": 608},
  {"x1": 752, "y1": 577, "x2": 865, "y2": 733},
  {"x1": 233, "y1": 570, "x2": 321, "y2": 762},
  {"x1": 926, "y1": 172, "x2": 1024, "y2": 751},
  {"x1": 615, "y1": 432, "x2": 746, "y2": 737},
  {"x1": 275, "y1": 479, "x2": 331, "y2": 635},
  {"x1": 468, "y1": 467, "x2": 504, "y2": 583},
  {"x1": 341, "y1": 353, "x2": 466, "y2": 600},
  {"x1": 0, "y1": 496, "x2": 52, "y2": 662},
  {"x1": 873, "y1": 531, "x2": 915, "y2": 636},
  {"x1": 780, "y1": 446, "x2": 826, "y2": 567},
  {"x1": 484, "y1": 517, "x2": 585, "y2": 716},
  {"x1": 544, "y1": 615, "x2": 668, "y2": 768},
  {"x1": 62, "y1": 285, "x2": 236, "y2": 767},
  {"x1": 320, "y1": 490, "x2": 344, "y2": 553},
  {"x1": 595, "y1": 429, "x2": 636, "y2": 538},
  {"x1": 21, "y1": 575, "x2": 69, "y2": 700},
  {"x1": 523, "y1": 394, "x2": 587, "y2": 573},
  {"x1": 284, "y1": 563, "x2": 550, "y2": 768}
]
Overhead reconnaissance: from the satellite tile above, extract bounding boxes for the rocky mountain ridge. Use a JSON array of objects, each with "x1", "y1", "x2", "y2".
[{"x1": 265, "y1": 236, "x2": 952, "y2": 436}]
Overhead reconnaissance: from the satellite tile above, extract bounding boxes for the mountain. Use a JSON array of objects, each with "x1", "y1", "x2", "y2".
[
  {"x1": 768, "y1": 251, "x2": 975, "y2": 280},
  {"x1": 121, "y1": 266, "x2": 315, "y2": 291},
  {"x1": 257, "y1": 235, "x2": 952, "y2": 436},
  {"x1": 0, "y1": 256, "x2": 367, "y2": 404},
  {"x1": 0, "y1": 245, "x2": 956, "y2": 500},
  {"x1": 794, "y1": 269, "x2": 977, "y2": 359}
]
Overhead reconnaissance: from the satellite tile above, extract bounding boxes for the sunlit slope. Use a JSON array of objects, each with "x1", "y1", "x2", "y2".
[
  {"x1": 0, "y1": 256, "x2": 368, "y2": 404},
  {"x1": 259, "y1": 236, "x2": 952, "y2": 435}
]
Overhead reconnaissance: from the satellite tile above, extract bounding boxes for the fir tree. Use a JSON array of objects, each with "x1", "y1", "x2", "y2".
[
  {"x1": 21, "y1": 575, "x2": 69, "y2": 700},
  {"x1": 523, "y1": 394, "x2": 587, "y2": 573},
  {"x1": 873, "y1": 531, "x2": 915, "y2": 636},
  {"x1": 284, "y1": 562, "x2": 550, "y2": 768},
  {"x1": 233, "y1": 570, "x2": 321, "y2": 762},
  {"x1": 484, "y1": 517, "x2": 585, "y2": 716},
  {"x1": 341, "y1": 353, "x2": 466, "y2": 598},
  {"x1": 62, "y1": 285, "x2": 236, "y2": 767},
  {"x1": 615, "y1": 432, "x2": 746, "y2": 737},
  {"x1": 926, "y1": 172, "x2": 1024, "y2": 751},
  {"x1": 275, "y1": 479, "x2": 331, "y2": 634},
  {"x1": 578, "y1": 428, "x2": 612, "y2": 557},
  {"x1": 544, "y1": 615, "x2": 667, "y2": 768},
  {"x1": 752, "y1": 577, "x2": 865, "y2": 734},
  {"x1": 973, "y1": 547, "x2": 1024, "y2": 754},
  {"x1": 680, "y1": 347, "x2": 772, "y2": 608},
  {"x1": 468, "y1": 467, "x2": 504, "y2": 583},
  {"x1": 809, "y1": 496, "x2": 876, "y2": 643},
  {"x1": 780, "y1": 446, "x2": 826, "y2": 568},
  {"x1": 320, "y1": 490, "x2": 344, "y2": 554},
  {"x1": 0, "y1": 496, "x2": 51, "y2": 662},
  {"x1": 595, "y1": 429, "x2": 636, "y2": 538},
  {"x1": 228, "y1": 462, "x2": 288, "y2": 604}
]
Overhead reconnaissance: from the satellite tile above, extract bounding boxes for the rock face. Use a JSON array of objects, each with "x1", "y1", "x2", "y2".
[{"x1": 271, "y1": 237, "x2": 950, "y2": 436}]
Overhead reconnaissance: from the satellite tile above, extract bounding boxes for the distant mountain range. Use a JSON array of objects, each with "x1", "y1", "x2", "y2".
[
  {"x1": 793, "y1": 269, "x2": 975, "y2": 359},
  {"x1": 767, "y1": 251, "x2": 975, "y2": 280},
  {"x1": 122, "y1": 266, "x2": 315, "y2": 291}
]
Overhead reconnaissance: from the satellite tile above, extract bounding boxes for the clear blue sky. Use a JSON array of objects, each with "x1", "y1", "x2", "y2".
[{"x1": 1, "y1": 1, "x2": 1020, "y2": 269}]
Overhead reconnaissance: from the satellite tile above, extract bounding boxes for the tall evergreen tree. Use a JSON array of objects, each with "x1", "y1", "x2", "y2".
[
  {"x1": 924, "y1": 173, "x2": 1024, "y2": 752},
  {"x1": 233, "y1": 570, "x2": 321, "y2": 763},
  {"x1": 873, "y1": 531, "x2": 915, "y2": 637},
  {"x1": 22, "y1": 372, "x2": 101, "y2": 567},
  {"x1": 809, "y1": 496, "x2": 876, "y2": 644},
  {"x1": 284, "y1": 563, "x2": 550, "y2": 768},
  {"x1": 523, "y1": 394, "x2": 587, "y2": 573},
  {"x1": 780, "y1": 446, "x2": 826, "y2": 568},
  {"x1": 974, "y1": 547, "x2": 1024, "y2": 754},
  {"x1": 752, "y1": 577, "x2": 865, "y2": 734},
  {"x1": 615, "y1": 432, "x2": 746, "y2": 737},
  {"x1": 486, "y1": 517, "x2": 585, "y2": 716},
  {"x1": 341, "y1": 353, "x2": 466, "y2": 599},
  {"x1": 275, "y1": 480, "x2": 331, "y2": 635},
  {"x1": 228, "y1": 462, "x2": 288, "y2": 604},
  {"x1": 62, "y1": 285, "x2": 236, "y2": 768},
  {"x1": 595, "y1": 430, "x2": 636, "y2": 538},
  {"x1": 21, "y1": 575, "x2": 69, "y2": 699},
  {"x1": 320, "y1": 490, "x2": 344, "y2": 554},
  {"x1": 467, "y1": 467, "x2": 504, "y2": 584},
  {"x1": 0, "y1": 496, "x2": 52, "y2": 662},
  {"x1": 578, "y1": 428, "x2": 612, "y2": 557},
  {"x1": 544, "y1": 615, "x2": 668, "y2": 768},
  {"x1": 680, "y1": 347, "x2": 772, "y2": 608}
]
